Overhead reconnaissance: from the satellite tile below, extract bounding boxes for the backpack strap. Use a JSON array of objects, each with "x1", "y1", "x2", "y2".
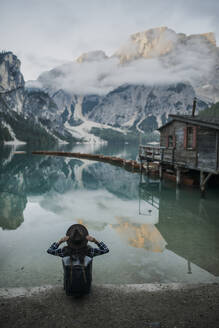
[
  {"x1": 70, "y1": 255, "x2": 73, "y2": 284},
  {"x1": 82, "y1": 264, "x2": 87, "y2": 283}
]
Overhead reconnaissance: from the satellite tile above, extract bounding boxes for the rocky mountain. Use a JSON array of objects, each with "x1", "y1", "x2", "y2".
[
  {"x1": 0, "y1": 52, "x2": 25, "y2": 114},
  {"x1": 115, "y1": 27, "x2": 219, "y2": 102},
  {"x1": 87, "y1": 83, "x2": 207, "y2": 132},
  {"x1": 1, "y1": 26, "x2": 218, "y2": 144},
  {"x1": 115, "y1": 27, "x2": 216, "y2": 62},
  {"x1": 0, "y1": 52, "x2": 75, "y2": 145},
  {"x1": 76, "y1": 50, "x2": 108, "y2": 63},
  {"x1": 34, "y1": 78, "x2": 208, "y2": 142},
  {"x1": 28, "y1": 26, "x2": 217, "y2": 142}
]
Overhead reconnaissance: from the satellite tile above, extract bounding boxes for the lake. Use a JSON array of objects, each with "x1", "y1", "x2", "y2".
[{"x1": 0, "y1": 142, "x2": 219, "y2": 287}]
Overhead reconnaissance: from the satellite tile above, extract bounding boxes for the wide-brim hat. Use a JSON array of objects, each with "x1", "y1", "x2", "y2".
[{"x1": 66, "y1": 224, "x2": 88, "y2": 249}]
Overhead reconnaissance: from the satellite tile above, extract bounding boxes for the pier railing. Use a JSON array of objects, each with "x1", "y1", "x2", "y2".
[
  {"x1": 139, "y1": 145, "x2": 177, "y2": 165},
  {"x1": 139, "y1": 145, "x2": 165, "y2": 162},
  {"x1": 139, "y1": 144, "x2": 199, "y2": 169}
]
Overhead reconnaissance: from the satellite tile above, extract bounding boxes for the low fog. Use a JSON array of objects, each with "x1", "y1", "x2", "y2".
[{"x1": 31, "y1": 32, "x2": 217, "y2": 97}]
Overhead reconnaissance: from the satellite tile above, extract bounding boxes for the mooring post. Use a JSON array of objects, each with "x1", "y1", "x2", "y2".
[
  {"x1": 187, "y1": 260, "x2": 192, "y2": 274},
  {"x1": 200, "y1": 171, "x2": 212, "y2": 198},
  {"x1": 176, "y1": 167, "x2": 181, "y2": 186},
  {"x1": 200, "y1": 170, "x2": 205, "y2": 198}
]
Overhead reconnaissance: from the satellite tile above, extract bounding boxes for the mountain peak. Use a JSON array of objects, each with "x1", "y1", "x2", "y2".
[
  {"x1": 189, "y1": 32, "x2": 216, "y2": 46},
  {"x1": 114, "y1": 27, "x2": 217, "y2": 63},
  {"x1": 76, "y1": 50, "x2": 108, "y2": 63},
  {"x1": 0, "y1": 51, "x2": 24, "y2": 95}
]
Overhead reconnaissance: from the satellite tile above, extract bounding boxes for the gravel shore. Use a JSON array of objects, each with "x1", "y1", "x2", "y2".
[{"x1": 0, "y1": 283, "x2": 219, "y2": 328}]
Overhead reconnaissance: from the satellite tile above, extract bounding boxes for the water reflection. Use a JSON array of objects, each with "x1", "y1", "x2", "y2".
[
  {"x1": 0, "y1": 144, "x2": 219, "y2": 286},
  {"x1": 111, "y1": 217, "x2": 167, "y2": 252},
  {"x1": 0, "y1": 192, "x2": 26, "y2": 229},
  {"x1": 140, "y1": 177, "x2": 219, "y2": 276}
]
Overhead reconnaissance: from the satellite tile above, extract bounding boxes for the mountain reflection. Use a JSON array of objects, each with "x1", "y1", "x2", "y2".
[
  {"x1": 111, "y1": 216, "x2": 167, "y2": 252},
  {"x1": 0, "y1": 192, "x2": 26, "y2": 229},
  {"x1": 0, "y1": 144, "x2": 140, "y2": 230},
  {"x1": 0, "y1": 145, "x2": 219, "y2": 279}
]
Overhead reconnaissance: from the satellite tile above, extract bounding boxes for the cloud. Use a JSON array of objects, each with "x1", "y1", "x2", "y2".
[
  {"x1": 31, "y1": 30, "x2": 217, "y2": 97},
  {"x1": 1, "y1": 0, "x2": 219, "y2": 80}
]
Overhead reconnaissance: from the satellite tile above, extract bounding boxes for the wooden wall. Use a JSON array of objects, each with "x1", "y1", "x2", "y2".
[
  {"x1": 160, "y1": 121, "x2": 218, "y2": 172},
  {"x1": 197, "y1": 127, "x2": 217, "y2": 171}
]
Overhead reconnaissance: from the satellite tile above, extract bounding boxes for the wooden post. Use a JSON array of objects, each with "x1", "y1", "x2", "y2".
[
  {"x1": 216, "y1": 132, "x2": 219, "y2": 171},
  {"x1": 172, "y1": 148, "x2": 174, "y2": 165},
  {"x1": 200, "y1": 171, "x2": 213, "y2": 198},
  {"x1": 187, "y1": 260, "x2": 192, "y2": 274},
  {"x1": 140, "y1": 167, "x2": 143, "y2": 183},
  {"x1": 200, "y1": 171, "x2": 205, "y2": 198},
  {"x1": 159, "y1": 164, "x2": 163, "y2": 180},
  {"x1": 140, "y1": 159, "x2": 143, "y2": 174},
  {"x1": 161, "y1": 148, "x2": 164, "y2": 162},
  {"x1": 192, "y1": 97, "x2": 197, "y2": 117},
  {"x1": 195, "y1": 150, "x2": 198, "y2": 167},
  {"x1": 195, "y1": 126, "x2": 198, "y2": 167},
  {"x1": 176, "y1": 167, "x2": 181, "y2": 186}
]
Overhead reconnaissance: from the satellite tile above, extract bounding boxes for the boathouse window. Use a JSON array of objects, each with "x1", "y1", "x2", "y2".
[
  {"x1": 187, "y1": 127, "x2": 193, "y2": 148},
  {"x1": 166, "y1": 134, "x2": 176, "y2": 148},
  {"x1": 168, "y1": 135, "x2": 173, "y2": 147},
  {"x1": 184, "y1": 126, "x2": 197, "y2": 149}
]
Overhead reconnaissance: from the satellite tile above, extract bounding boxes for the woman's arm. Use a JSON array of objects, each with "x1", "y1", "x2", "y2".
[
  {"x1": 46, "y1": 236, "x2": 69, "y2": 257},
  {"x1": 86, "y1": 235, "x2": 109, "y2": 258}
]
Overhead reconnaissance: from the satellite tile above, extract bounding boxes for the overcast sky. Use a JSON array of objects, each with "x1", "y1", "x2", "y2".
[{"x1": 1, "y1": 0, "x2": 219, "y2": 80}]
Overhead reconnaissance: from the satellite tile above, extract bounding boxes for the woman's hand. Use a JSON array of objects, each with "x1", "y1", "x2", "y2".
[
  {"x1": 58, "y1": 236, "x2": 69, "y2": 244},
  {"x1": 86, "y1": 235, "x2": 98, "y2": 243}
]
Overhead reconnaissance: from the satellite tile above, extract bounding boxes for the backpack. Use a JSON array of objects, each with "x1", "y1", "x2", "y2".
[{"x1": 62, "y1": 255, "x2": 93, "y2": 296}]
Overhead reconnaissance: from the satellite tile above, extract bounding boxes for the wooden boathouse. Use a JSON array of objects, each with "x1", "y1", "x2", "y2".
[{"x1": 139, "y1": 108, "x2": 219, "y2": 195}]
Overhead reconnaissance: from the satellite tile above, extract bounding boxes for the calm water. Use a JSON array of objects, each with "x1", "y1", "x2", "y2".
[{"x1": 0, "y1": 143, "x2": 219, "y2": 287}]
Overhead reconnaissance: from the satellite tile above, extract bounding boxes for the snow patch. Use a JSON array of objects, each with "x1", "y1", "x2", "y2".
[
  {"x1": 65, "y1": 121, "x2": 106, "y2": 143},
  {"x1": 73, "y1": 161, "x2": 91, "y2": 189},
  {"x1": 122, "y1": 112, "x2": 138, "y2": 128},
  {"x1": 73, "y1": 95, "x2": 84, "y2": 121},
  {"x1": 156, "y1": 115, "x2": 162, "y2": 128},
  {"x1": 136, "y1": 116, "x2": 146, "y2": 133}
]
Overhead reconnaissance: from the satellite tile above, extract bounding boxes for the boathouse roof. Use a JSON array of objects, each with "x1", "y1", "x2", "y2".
[{"x1": 158, "y1": 115, "x2": 219, "y2": 131}]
